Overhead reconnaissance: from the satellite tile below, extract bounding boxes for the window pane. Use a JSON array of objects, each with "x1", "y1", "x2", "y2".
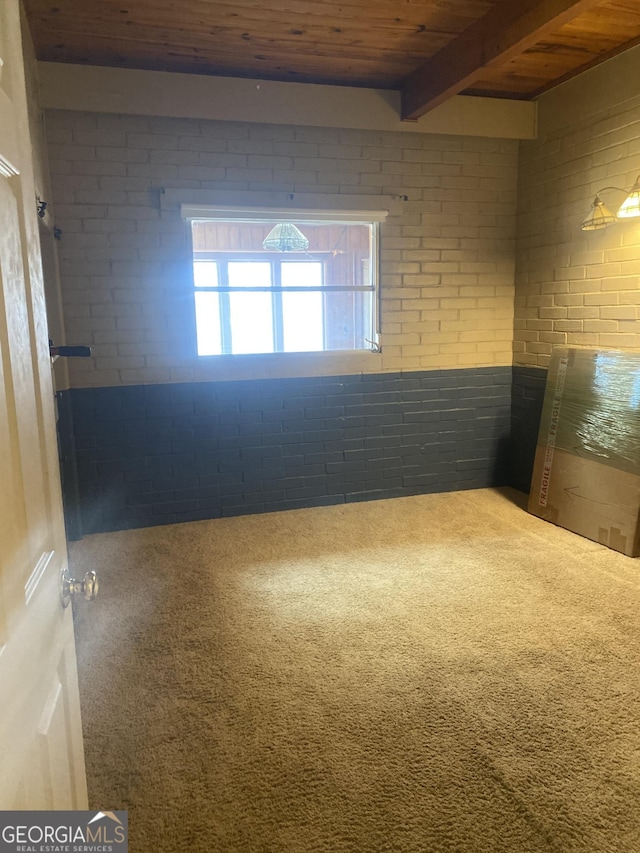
[
  {"x1": 281, "y1": 262, "x2": 323, "y2": 288},
  {"x1": 361, "y1": 258, "x2": 371, "y2": 287},
  {"x1": 229, "y1": 292, "x2": 273, "y2": 354},
  {"x1": 282, "y1": 292, "x2": 324, "y2": 352},
  {"x1": 194, "y1": 291, "x2": 222, "y2": 355},
  {"x1": 324, "y1": 290, "x2": 374, "y2": 350},
  {"x1": 228, "y1": 261, "x2": 271, "y2": 288},
  {"x1": 193, "y1": 261, "x2": 218, "y2": 288},
  {"x1": 190, "y1": 218, "x2": 379, "y2": 357},
  {"x1": 321, "y1": 225, "x2": 372, "y2": 288}
]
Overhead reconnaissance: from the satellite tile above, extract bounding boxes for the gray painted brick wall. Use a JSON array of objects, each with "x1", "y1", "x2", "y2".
[
  {"x1": 71, "y1": 367, "x2": 512, "y2": 533},
  {"x1": 510, "y1": 367, "x2": 546, "y2": 493}
]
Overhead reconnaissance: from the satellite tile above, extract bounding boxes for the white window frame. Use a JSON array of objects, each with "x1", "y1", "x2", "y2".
[{"x1": 182, "y1": 202, "x2": 389, "y2": 358}]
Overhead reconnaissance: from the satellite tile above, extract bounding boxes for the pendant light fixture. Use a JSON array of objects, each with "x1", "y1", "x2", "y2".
[{"x1": 262, "y1": 222, "x2": 309, "y2": 252}]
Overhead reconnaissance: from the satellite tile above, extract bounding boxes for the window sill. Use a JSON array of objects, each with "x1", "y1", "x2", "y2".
[{"x1": 191, "y1": 349, "x2": 384, "y2": 382}]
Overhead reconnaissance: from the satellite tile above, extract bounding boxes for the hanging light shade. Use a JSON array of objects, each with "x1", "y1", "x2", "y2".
[
  {"x1": 262, "y1": 222, "x2": 309, "y2": 252},
  {"x1": 581, "y1": 196, "x2": 618, "y2": 231},
  {"x1": 617, "y1": 175, "x2": 640, "y2": 219}
]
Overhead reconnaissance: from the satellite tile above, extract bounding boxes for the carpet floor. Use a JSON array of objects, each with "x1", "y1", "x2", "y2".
[{"x1": 70, "y1": 487, "x2": 640, "y2": 852}]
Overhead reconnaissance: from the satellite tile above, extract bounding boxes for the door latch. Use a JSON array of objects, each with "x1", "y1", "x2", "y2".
[{"x1": 49, "y1": 340, "x2": 91, "y2": 358}]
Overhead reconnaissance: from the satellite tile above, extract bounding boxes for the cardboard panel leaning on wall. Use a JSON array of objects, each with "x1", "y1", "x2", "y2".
[
  {"x1": 528, "y1": 347, "x2": 640, "y2": 557},
  {"x1": 45, "y1": 109, "x2": 519, "y2": 387}
]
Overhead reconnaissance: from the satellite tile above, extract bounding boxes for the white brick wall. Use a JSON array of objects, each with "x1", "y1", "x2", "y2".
[
  {"x1": 515, "y1": 75, "x2": 640, "y2": 367},
  {"x1": 46, "y1": 110, "x2": 518, "y2": 387}
]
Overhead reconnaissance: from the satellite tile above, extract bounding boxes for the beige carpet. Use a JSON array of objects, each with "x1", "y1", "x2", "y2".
[{"x1": 70, "y1": 487, "x2": 640, "y2": 852}]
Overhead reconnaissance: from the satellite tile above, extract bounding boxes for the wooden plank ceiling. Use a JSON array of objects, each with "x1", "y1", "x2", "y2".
[{"x1": 23, "y1": 0, "x2": 640, "y2": 119}]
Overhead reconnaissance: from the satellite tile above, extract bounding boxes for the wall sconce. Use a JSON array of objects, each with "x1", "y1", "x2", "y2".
[{"x1": 581, "y1": 176, "x2": 640, "y2": 231}]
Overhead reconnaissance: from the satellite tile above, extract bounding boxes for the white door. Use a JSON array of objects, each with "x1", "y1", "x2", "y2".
[{"x1": 0, "y1": 0, "x2": 88, "y2": 809}]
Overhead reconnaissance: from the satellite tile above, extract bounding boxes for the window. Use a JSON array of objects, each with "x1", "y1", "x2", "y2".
[{"x1": 188, "y1": 214, "x2": 379, "y2": 356}]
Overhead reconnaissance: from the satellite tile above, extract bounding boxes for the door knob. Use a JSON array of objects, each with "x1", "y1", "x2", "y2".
[{"x1": 61, "y1": 569, "x2": 99, "y2": 608}]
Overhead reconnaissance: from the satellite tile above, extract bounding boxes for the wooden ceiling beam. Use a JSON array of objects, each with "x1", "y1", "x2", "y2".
[{"x1": 401, "y1": 0, "x2": 605, "y2": 120}]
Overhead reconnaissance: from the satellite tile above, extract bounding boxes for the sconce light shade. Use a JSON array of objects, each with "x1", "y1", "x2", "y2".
[
  {"x1": 581, "y1": 197, "x2": 618, "y2": 231},
  {"x1": 262, "y1": 222, "x2": 309, "y2": 252},
  {"x1": 617, "y1": 176, "x2": 640, "y2": 219}
]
